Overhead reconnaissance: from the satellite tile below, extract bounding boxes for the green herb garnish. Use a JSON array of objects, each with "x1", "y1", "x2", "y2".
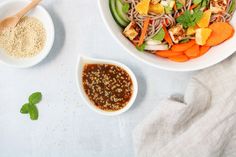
[
  {"x1": 152, "y1": 28, "x2": 165, "y2": 41},
  {"x1": 177, "y1": 10, "x2": 203, "y2": 28},
  {"x1": 136, "y1": 43, "x2": 146, "y2": 52},
  {"x1": 20, "y1": 92, "x2": 42, "y2": 120}
]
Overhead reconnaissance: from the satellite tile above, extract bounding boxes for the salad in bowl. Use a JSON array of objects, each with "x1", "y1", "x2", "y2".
[{"x1": 109, "y1": 0, "x2": 235, "y2": 62}]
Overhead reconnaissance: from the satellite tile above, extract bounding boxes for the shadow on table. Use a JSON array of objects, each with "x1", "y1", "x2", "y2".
[
  {"x1": 130, "y1": 70, "x2": 147, "y2": 111},
  {"x1": 38, "y1": 8, "x2": 65, "y2": 66}
]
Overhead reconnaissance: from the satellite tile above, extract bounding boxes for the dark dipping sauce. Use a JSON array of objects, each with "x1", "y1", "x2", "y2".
[{"x1": 82, "y1": 64, "x2": 133, "y2": 111}]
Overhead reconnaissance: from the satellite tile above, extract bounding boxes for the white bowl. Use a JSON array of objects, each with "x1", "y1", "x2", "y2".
[
  {"x1": 76, "y1": 56, "x2": 138, "y2": 116},
  {"x1": 98, "y1": 0, "x2": 236, "y2": 71},
  {"x1": 0, "y1": 0, "x2": 54, "y2": 68}
]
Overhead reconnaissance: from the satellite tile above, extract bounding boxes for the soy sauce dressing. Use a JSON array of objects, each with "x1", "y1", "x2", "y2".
[{"x1": 82, "y1": 64, "x2": 133, "y2": 111}]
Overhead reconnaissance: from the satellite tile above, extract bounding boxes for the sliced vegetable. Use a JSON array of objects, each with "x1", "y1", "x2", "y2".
[
  {"x1": 138, "y1": 17, "x2": 151, "y2": 46},
  {"x1": 171, "y1": 40, "x2": 195, "y2": 51},
  {"x1": 163, "y1": 26, "x2": 173, "y2": 45},
  {"x1": 136, "y1": 43, "x2": 147, "y2": 51},
  {"x1": 193, "y1": 0, "x2": 202, "y2": 5},
  {"x1": 146, "y1": 39, "x2": 162, "y2": 45},
  {"x1": 176, "y1": 1, "x2": 184, "y2": 9},
  {"x1": 195, "y1": 28, "x2": 212, "y2": 45},
  {"x1": 184, "y1": 44, "x2": 200, "y2": 57},
  {"x1": 197, "y1": 10, "x2": 212, "y2": 28},
  {"x1": 122, "y1": 3, "x2": 130, "y2": 13},
  {"x1": 152, "y1": 28, "x2": 165, "y2": 41},
  {"x1": 135, "y1": 0, "x2": 151, "y2": 15},
  {"x1": 149, "y1": 3, "x2": 165, "y2": 14},
  {"x1": 109, "y1": 0, "x2": 129, "y2": 27},
  {"x1": 145, "y1": 44, "x2": 169, "y2": 50},
  {"x1": 116, "y1": 0, "x2": 130, "y2": 23},
  {"x1": 229, "y1": 0, "x2": 236, "y2": 14},
  {"x1": 169, "y1": 54, "x2": 189, "y2": 62},
  {"x1": 199, "y1": 46, "x2": 211, "y2": 56},
  {"x1": 206, "y1": 22, "x2": 234, "y2": 46},
  {"x1": 165, "y1": 6, "x2": 173, "y2": 13},
  {"x1": 156, "y1": 50, "x2": 184, "y2": 57}
]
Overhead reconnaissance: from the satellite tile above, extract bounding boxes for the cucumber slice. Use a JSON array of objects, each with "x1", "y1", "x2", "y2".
[
  {"x1": 116, "y1": 0, "x2": 130, "y2": 23},
  {"x1": 109, "y1": 0, "x2": 129, "y2": 27}
]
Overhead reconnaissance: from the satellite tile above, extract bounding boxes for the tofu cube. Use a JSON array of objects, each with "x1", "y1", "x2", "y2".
[
  {"x1": 123, "y1": 22, "x2": 138, "y2": 41},
  {"x1": 168, "y1": 24, "x2": 186, "y2": 43},
  {"x1": 210, "y1": 0, "x2": 227, "y2": 13}
]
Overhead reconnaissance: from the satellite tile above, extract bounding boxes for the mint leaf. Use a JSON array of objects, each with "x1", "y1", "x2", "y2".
[
  {"x1": 152, "y1": 28, "x2": 165, "y2": 41},
  {"x1": 29, "y1": 92, "x2": 42, "y2": 105},
  {"x1": 122, "y1": 3, "x2": 130, "y2": 13},
  {"x1": 20, "y1": 92, "x2": 42, "y2": 121},
  {"x1": 193, "y1": 9, "x2": 203, "y2": 23},
  {"x1": 136, "y1": 43, "x2": 146, "y2": 52},
  {"x1": 28, "y1": 104, "x2": 38, "y2": 120},
  {"x1": 20, "y1": 103, "x2": 29, "y2": 114}
]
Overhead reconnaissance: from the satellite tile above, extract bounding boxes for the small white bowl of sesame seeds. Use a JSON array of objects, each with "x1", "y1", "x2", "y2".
[
  {"x1": 76, "y1": 55, "x2": 138, "y2": 116},
  {"x1": 0, "y1": 0, "x2": 54, "y2": 68}
]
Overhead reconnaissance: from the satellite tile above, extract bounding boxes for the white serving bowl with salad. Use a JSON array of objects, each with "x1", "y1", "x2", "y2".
[{"x1": 98, "y1": 0, "x2": 236, "y2": 71}]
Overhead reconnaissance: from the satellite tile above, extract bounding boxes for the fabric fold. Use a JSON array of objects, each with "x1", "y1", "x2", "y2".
[{"x1": 133, "y1": 55, "x2": 236, "y2": 157}]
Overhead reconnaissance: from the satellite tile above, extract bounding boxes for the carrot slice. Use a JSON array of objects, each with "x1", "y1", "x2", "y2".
[
  {"x1": 138, "y1": 17, "x2": 150, "y2": 46},
  {"x1": 173, "y1": 3, "x2": 177, "y2": 12},
  {"x1": 163, "y1": 26, "x2": 173, "y2": 46},
  {"x1": 184, "y1": 44, "x2": 200, "y2": 57},
  {"x1": 171, "y1": 40, "x2": 195, "y2": 52},
  {"x1": 206, "y1": 22, "x2": 234, "y2": 46},
  {"x1": 156, "y1": 50, "x2": 183, "y2": 58},
  {"x1": 169, "y1": 55, "x2": 189, "y2": 62},
  {"x1": 189, "y1": 4, "x2": 197, "y2": 10},
  {"x1": 199, "y1": 46, "x2": 211, "y2": 56}
]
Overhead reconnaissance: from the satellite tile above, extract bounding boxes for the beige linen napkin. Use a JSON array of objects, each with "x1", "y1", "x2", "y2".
[{"x1": 133, "y1": 54, "x2": 236, "y2": 157}]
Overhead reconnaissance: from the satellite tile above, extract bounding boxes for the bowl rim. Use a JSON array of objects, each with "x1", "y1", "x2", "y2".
[
  {"x1": 0, "y1": 0, "x2": 55, "y2": 68},
  {"x1": 97, "y1": 0, "x2": 235, "y2": 72},
  {"x1": 75, "y1": 55, "x2": 138, "y2": 116}
]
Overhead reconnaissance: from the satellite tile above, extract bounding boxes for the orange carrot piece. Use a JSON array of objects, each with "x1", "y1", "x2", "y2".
[
  {"x1": 199, "y1": 46, "x2": 211, "y2": 56},
  {"x1": 174, "y1": 3, "x2": 177, "y2": 12},
  {"x1": 169, "y1": 55, "x2": 189, "y2": 62},
  {"x1": 156, "y1": 50, "x2": 183, "y2": 58},
  {"x1": 184, "y1": 44, "x2": 200, "y2": 57},
  {"x1": 171, "y1": 40, "x2": 196, "y2": 52},
  {"x1": 206, "y1": 22, "x2": 234, "y2": 46},
  {"x1": 138, "y1": 17, "x2": 150, "y2": 46},
  {"x1": 163, "y1": 26, "x2": 173, "y2": 46},
  {"x1": 189, "y1": 4, "x2": 197, "y2": 10}
]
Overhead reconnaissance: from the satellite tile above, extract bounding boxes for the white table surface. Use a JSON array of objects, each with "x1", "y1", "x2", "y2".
[{"x1": 0, "y1": 0, "x2": 196, "y2": 156}]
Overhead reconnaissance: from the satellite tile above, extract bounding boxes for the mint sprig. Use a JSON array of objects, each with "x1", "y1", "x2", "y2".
[
  {"x1": 20, "y1": 92, "x2": 42, "y2": 120},
  {"x1": 176, "y1": 10, "x2": 203, "y2": 28}
]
